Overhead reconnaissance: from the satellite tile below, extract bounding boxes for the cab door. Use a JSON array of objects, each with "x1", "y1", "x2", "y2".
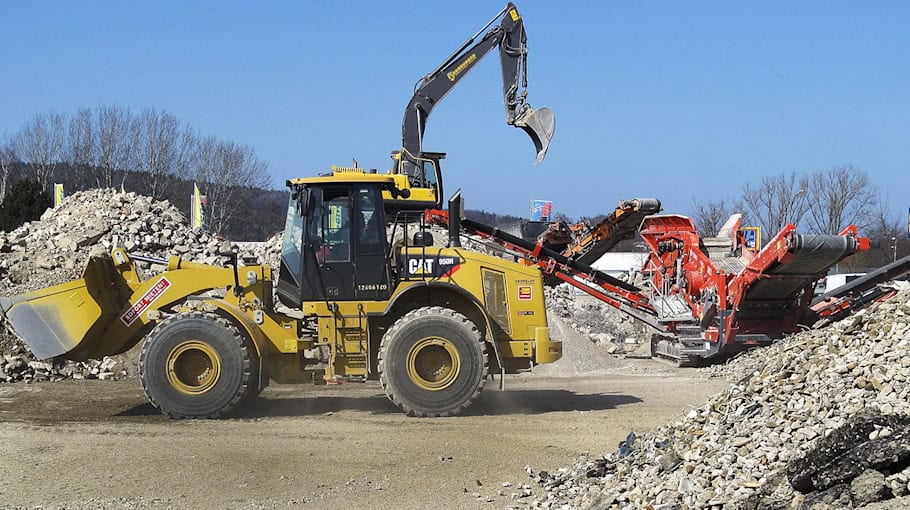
[
  {"x1": 301, "y1": 186, "x2": 356, "y2": 301},
  {"x1": 352, "y1": 185, "x2": 392, "y2": 301}
]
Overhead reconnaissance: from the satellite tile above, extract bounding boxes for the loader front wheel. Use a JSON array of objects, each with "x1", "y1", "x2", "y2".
[
  {"x1": 379, "y1": 306, "x2": 487, "y2": 417},
  {"x1": 139, "y1": 312, "x2": 258, "y2": 419}
]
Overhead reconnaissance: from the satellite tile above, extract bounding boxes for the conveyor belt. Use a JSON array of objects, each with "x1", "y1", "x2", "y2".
[
  {"x1": 463, "y1": 218, "x2": 641, "y2": 293},
  {"x1": 814, "y1": 253, "x2": 910, "y2": 304},
  {"x1": 572, "y1": 199, "x2": 662, "y2": 267},
  {"x1": 807, "y1": 253, "x2": 910, "y2": 324},
  {"x1": 744, "y1": 234, "x2": 859, "y2": 302}
]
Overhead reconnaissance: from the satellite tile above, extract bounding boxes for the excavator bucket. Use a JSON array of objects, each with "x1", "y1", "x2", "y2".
[
  {"x1": 514, "y1": 107, "x2": 556, "y2": 164},
  {"x1": 0, "y1": 254, "x2": 128, "y2": 360}
]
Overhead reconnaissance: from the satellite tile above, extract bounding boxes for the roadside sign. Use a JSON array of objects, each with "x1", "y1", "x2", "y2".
[
  {"x1": 741, "y1": 226, "x2": 761, "y2": 252},
  {"x1": 530, "y1": 200, "x2": 553, "y2": 221}
]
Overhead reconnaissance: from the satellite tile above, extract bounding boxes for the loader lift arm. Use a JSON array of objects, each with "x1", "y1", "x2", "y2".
[{"x1": 394, "y1": 2, "x2": 555, "y2": 205}]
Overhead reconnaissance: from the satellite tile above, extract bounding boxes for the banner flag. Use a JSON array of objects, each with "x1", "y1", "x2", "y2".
[{"x1": 191, "y1": 183, "x2": 205, "y2": 229}]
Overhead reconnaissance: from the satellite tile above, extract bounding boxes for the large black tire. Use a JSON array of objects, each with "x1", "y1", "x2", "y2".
[
  {"x1": 378, "y1": 306, "x2": 487, "y2": 417},
  {"x1": 139, "y1": 311, "x2": 259, "y2": 419}
]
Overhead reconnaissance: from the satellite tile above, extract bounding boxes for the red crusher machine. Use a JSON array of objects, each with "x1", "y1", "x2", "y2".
[{"x1": 426, "y1": 198, "x2": 910, "y2": 366}]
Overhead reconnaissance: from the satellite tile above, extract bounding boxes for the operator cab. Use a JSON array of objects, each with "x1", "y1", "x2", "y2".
[
  {"x1": 385, "y1": 150, "x2": 445, "y2": 214},
  {"x1": 278, "y1": 178, "x2": 393, "y2": 306}
]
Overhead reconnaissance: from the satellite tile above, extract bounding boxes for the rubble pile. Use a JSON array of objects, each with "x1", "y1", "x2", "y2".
[
  {"x1": 520, "y1": 290, "x2": 910, "y2": 509},
  {"x1": 0, "y1": 343, "x2": 130, "y2": 383},
  {"x1": 0, "y1": 188, "x2": 259, "y2": 383},
  {"x1": 0, "y1": 188, "x2": 233, "y2": 296},
  {"x1": 252, "y1": 233, "x2": 282, "y2": 271},
  {"x1": 545, "y1": 284, "x2": 645, "y2": 354}
]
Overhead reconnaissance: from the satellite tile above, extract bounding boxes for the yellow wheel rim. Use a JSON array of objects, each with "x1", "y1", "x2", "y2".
[
  {"x1": 166, "y1": 341, "x2": 222, "y2": 395},
  {"x1": 406, "y1": 337, "x2": 461, "y2": 391}
]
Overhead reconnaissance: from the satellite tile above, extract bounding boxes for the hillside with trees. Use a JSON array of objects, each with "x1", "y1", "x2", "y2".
[
  {"x1": 0, "y1": 106, "x2": 528, "y2": 240},
  {"x1": 1, "y1": 106, "x2": 905, "y2": 269},
  {"x1": 0, "y1": 106, "x2": 277, "y2": 240},
  {"x1": 690, "y1": 167, "x2": 907, "y2": 271}
]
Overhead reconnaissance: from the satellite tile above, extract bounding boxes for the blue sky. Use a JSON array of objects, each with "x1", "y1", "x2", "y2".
[{"x1": 1, "y1": 1, "x2": 908, "y2": 221}]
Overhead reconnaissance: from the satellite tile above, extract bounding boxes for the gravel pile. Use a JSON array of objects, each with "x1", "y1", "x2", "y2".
[
  {"x1": 1, "y1": 343, "x2": 130, "y2": 383},
  {"x1": 516, "y1": 289, "x2": 910, "y2": 509},
  {"x1": 0, "y1": 188, "x2": 272, "y2": 383},
  {"x1": 0, "y1": 188, "x2": 234, "y2": 296},
  {"x1": 545, "y1": 284, "x2": 646, "y2": 355},
  {"x1": 530, "y1": 313, "x2": 625, "y2": 377}
]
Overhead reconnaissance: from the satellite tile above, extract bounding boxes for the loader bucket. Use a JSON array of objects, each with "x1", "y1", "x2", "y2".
[
  {"x1": 0, "y1": 254, "x2": 128, "y2": 360},
  {"x1": 514, "y1": 106, "x2": 556, "y2": 164}
]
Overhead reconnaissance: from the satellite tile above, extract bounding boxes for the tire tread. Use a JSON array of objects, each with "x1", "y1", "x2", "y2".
[
  {"x1": 139, "y1": 311, "x2": 255, "y2": 419},
  {"x1": 378, "y1": 306, "x2": 487, "y2": 417}
]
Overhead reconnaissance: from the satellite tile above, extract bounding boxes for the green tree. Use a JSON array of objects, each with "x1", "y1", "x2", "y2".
[{"x1": 0, "y1": 178, "x2": 52, "y2": 232}]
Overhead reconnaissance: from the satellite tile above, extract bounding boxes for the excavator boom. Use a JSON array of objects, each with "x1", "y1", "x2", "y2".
[{"x1": 399, "y1": 3, "x2": 554, "y2": 173}]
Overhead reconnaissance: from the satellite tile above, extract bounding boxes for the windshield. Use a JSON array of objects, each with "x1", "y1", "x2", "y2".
[{"x1": 281, "y1": 192, "x2": 305, "y2": 284}]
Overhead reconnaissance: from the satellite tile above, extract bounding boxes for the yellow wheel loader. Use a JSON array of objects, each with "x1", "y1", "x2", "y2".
[{"x1": 0, "y1": 171, "x2": 561, "y2": 418}]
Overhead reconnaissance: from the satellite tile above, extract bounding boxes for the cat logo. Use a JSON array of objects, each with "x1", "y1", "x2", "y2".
[{"x1": 404, "y1": 256, "x2": 460, "y2": 278}]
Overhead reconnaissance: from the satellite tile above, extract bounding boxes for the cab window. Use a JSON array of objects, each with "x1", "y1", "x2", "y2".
[
  {"x1": 321, "y1": 190, "x2": 351, "y2": 262},
  {"x1": 357, "y1": 186, "x2": 384, "y2": 249},
  {"x1": 422, "y1": 160, "x2": 438, "y2": 189}
]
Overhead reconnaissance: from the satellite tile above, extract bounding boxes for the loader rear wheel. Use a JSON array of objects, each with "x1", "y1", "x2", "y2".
[
  {"x1": 139, "y1": 312, "x2": 258, "y2": 419},
  {"x1": 379, "y1": 306, "x2": 487, "y2": 417}
]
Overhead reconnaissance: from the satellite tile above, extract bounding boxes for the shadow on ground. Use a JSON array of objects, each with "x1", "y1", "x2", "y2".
[
  {"x1": 230, "y1": 388, "x2": 642, "y2": 418},
  {"x1": 467, "y1": 389, "x2": 641, "y2": 416},
  {"x1": 0, "y1": 380, "x2": 642, "y2": 421}
]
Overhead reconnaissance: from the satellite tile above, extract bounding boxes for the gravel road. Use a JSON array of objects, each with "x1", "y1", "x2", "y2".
[{"x1": 0, "y1": 364, "x2": 726, "y2": 510}]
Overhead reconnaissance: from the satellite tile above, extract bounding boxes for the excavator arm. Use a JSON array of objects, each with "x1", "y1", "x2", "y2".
[
  {"x1": 402, "y1": 2, "x2": 555, "y2": 163},
  {"x1": 393, "y1": 2, "x2": 555, "y2": 203}
]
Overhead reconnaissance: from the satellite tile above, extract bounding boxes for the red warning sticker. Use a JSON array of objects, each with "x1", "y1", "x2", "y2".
[
  {"x1": 518, "y1": 285, "x2": 532, "y2": 301},
  {"x1": 121, "y1": 277, "x2": 171, "y2": 325}
]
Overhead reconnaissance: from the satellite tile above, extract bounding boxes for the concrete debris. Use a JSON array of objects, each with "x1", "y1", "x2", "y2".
[
  {"x1": 545, "y1": 284, "x2": 647, "y2": 355},
  {"x1": 0, "y1": 188, "x2": 278, "y2": 384},
  {"x1": 0, "y1": 343, "x2": 130, "y2": 383},
  {"x1": 0, "y1": 188, "x2": 234, "y2": 297},
  {"x1": 514, "y1": 289, "x2": 910, "y2": 509}
]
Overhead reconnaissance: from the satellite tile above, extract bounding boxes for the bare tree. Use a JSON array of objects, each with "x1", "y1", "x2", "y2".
[
  {"x1": 95, "y1": 105, "x2": 133, "y2": 189},
  {"x1": 193, "y1": 137, "x2": 271, "y2": 234},
  {"x1": 805, "y1": 165, "x2": 877, "y2": 234},
  {"x1": 691, "y1": 198, "x2": 733, "y2": 237},
  {"x1": 131, "y1": 108, "x2": 194, "y2": 200},
  {"x1": 67, "y1": 108, "x2": 95, "y2": 191},
  {"x1": 12, "y1": 112, "x2": 67, "y2": 190},
  {"x1": 835, "y1": 194, "x2": 906, "y2": 270},
  {"x1": 739, "y1": 172, "x2": 810, "y2": 236},
  {"x1": 0, "y1": 141, "x2": 16, "y2": 203}
]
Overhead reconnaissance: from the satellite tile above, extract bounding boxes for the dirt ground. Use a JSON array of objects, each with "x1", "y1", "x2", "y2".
[{"x1": 0, "y1": 364, "x2": 726, "y2": 510}]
